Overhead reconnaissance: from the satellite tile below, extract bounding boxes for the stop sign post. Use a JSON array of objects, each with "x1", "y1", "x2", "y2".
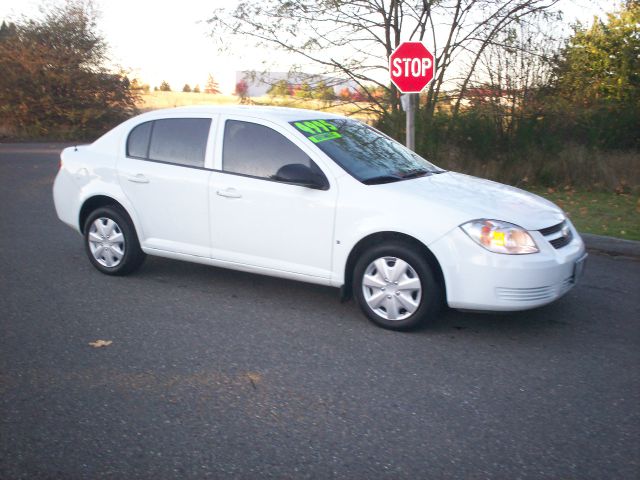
[{"x1": 389, "y1": 42, "x2": 435, "y2": 150}]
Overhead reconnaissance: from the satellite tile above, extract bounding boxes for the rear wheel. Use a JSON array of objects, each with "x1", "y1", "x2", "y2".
[
  {"x1": 83, "y1": 206, "x2": 145, "y2": 275},
  {"x1": 353, "y1": 242, "x2": 441, "y2": 330}
]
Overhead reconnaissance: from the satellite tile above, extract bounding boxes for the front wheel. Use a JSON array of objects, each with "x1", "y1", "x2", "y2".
[
  {"x1": 83, "y1": 206, "x2": 145, "y2": 276},
  {"x1": 353, "y1": 242, "x2": 442, "y2": 330}
]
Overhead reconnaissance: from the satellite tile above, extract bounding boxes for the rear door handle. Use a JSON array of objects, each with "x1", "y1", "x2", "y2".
[
  {"x1": 127, "y1": 174, "x2": 149, "y2": 184},
  {"x1": 216, "y1": 188, "x2": 242, "y2": 199}
]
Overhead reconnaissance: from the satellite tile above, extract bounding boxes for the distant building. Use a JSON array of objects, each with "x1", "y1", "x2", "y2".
[
  {"x1": 235, "y1": 71, "x2": 358, "y2": 97},
  {"x1": 457, "y1": 87, "x2": 521, "y2": 108}
]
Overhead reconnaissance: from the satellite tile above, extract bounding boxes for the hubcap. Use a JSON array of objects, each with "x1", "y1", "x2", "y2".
[
  {"x1": 362, "y1": 256, "x2": 422, "y2": 321},
  {"x1": 88, "y1": 217, "x2": 125, "y2": 268}
]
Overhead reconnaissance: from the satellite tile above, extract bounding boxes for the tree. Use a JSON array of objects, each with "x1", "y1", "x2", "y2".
[
  {"x1": 193, "y1": 84, "x2": 201, "y2": 93},
  {"x1": 209, "y1": 0, "x2": 561, "y2": 135},
  {"x1": 553, "y1": 1, "x2": 639, "y2": 106},
  {"x1": 234, "y1": 79, "x2": 249, "y2": 103},
  {"x1": 0, "y1": 1, "x2": 138, "y2": 139},
  {"x1": 159, "y1": 80, "x2": 171, "y2": 91},
  {"x1": 294, "y1": 82, "x2": 313, "y2": 99},
  {"x1": 313, "y1": 81, "x2": 335, "y2": 101},
  {"x1": 182, "y1": 83, "x2": 192, "y2": 92},
  {"x1": 545, "y1": 1, "x2": 640, "y2": 149},
  {"x1": 0, "y1": 20, "x2": 17, "y2": 41},
  {"x1": 466, "y1": 21, "x2": 558, "y2": 142},
  {"x1": 205, "y1": 74, "x2": 221, "y2": 94},
  {"x1": 267, "y1": 79, "x2": 291, "y2": 97},
  {"x1": 141, "y1": 83, "x2": 150, "y2": 93},
  {"x1": 338, "y1": 87, "x2": 352, "y2": 101}
]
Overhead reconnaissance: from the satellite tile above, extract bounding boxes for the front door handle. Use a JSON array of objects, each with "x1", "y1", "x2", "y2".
[
  {"x1": 216, "y1": 188, "x2": 242, "y2": 199},
  {"x1": 127, "y1": 174, "x2": 150, "y2": 184}
]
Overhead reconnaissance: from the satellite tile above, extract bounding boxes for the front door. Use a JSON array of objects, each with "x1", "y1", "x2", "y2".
[{"x1": 209, "y1": 117, "x2": 337, "y2": 279}]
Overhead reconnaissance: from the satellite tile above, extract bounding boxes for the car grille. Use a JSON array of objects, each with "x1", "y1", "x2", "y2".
[{"x1": 538, "y1": 220, "x2": 572, "y2": 249}]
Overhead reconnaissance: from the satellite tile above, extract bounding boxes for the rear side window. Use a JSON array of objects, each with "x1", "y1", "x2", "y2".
[
  {"x1": 149, "y1": 118, "x2": 211, "y2": 167},
  {"x1": 126, "y1": 118, "x2": 211, "y2": 168},
  {"x1": 126, "y1": 121, "x2": 152, "y2": 158},
  {"x1": 223, "y1": 120, "x2": 314, "y2": 178}
]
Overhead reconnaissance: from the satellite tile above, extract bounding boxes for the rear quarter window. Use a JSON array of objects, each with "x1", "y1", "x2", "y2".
[{"x1": 126, "y1": 121, "x2": 152, "y2": 158}]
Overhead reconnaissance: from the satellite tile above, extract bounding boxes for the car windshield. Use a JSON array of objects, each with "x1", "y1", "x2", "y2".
[{"x1": 290, "y1": 118, "x2": 444, "y2": 184}]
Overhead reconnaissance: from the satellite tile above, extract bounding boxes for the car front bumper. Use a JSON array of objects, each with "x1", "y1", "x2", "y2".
[{"x1": 429, "y1": 221, "x2": 587, "y2": 311}]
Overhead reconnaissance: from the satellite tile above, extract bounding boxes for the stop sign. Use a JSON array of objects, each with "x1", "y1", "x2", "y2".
[{"x1": 389, "y1": 42, "x2": 435, "y2": 93}]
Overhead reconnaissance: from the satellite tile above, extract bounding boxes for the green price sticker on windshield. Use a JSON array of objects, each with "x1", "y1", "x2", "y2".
[{"x1": 294, "y1": 120, "x2": 342, "y2": 143}]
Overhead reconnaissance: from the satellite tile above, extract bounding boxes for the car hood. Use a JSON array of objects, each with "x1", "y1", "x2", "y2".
[{"x1": 377, "y1": 172, "x2": 565, "y2": 231}]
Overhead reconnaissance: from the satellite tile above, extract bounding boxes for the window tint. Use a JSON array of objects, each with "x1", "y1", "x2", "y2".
[
  {"x1": 126, "y1": 121, "x2": 152, "y2": 158},
  {"x1": 148, "y1": 118, "x2": 211, "y2": 167},
  {"x1": 223, "y1": 120, "x2": 317, "y2": 179}
]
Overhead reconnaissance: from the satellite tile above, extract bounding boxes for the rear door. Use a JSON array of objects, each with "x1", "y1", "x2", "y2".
[{"x1": 117, "y1": 116, "x2": 216, "y2": 257}]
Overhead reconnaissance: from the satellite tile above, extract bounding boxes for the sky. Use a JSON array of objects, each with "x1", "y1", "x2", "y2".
[{"x1": 0, "y1": 0, "x2": 622, "y2": 94}]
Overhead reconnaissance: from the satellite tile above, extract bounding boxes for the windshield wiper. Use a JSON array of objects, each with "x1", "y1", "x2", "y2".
[
  {"x1": 362, "y1": 175, "x2": 403, "y2": 185},
  {"x1": 400, "y1": 169, "x2": 431, "y2": 180}
]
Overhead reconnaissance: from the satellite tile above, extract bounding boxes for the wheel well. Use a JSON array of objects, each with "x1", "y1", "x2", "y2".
[
  {"x1": 341, "y1": 232, "x2": 446, "y2": 302},
  {"x1": 79, "y1": 196, "x2": 130, "y2": 234}
]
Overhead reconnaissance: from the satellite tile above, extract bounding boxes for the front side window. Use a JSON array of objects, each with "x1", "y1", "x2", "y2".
[
  {"x1": 290, "y1": 118, "x2": 444, "y2": 184},
  {"x1": 222, "y1": 120, "x2": 323, "y2": 180}
]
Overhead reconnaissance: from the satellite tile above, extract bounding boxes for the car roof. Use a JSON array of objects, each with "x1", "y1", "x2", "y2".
[
  {"x1": 136, "y1": 105, "x2": 346, "y2": 123},
  {"x1": 90, "y1": 105, "x2": 352, "y2": 150}
]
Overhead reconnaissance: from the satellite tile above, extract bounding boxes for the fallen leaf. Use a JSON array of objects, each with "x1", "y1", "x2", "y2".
[
  {"x1": 246, "y1": 372, "x2": 261, "y2": 389},
  {"x1": 89, "y1": 340, "x2": 112, "y2": 348}
]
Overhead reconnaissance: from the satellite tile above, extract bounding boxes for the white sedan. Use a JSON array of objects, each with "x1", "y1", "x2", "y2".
[{"x1": 53, "y1": 106, "x2": 587, "y2": 330}]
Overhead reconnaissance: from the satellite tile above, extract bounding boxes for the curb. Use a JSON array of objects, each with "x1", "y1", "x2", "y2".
[{"x1": 582, "y1": 233, "x2": 640, "y2": 258}]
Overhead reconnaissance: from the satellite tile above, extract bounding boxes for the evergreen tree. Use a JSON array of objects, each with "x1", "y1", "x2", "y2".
[{"x1": 204, "y1": 74, "x2": 220, "y2": 94}]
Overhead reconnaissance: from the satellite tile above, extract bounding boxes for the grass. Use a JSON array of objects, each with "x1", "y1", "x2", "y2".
[
  {"x1": 529, "y1": 187, "x2": 640, "y2": 241},
  {"x1": 137, "y1": 91, "x2": 376, "y2": 121}
]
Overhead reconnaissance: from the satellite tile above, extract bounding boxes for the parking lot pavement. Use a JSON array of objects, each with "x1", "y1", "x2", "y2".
[{"x1": 1, "y1": 143, "x2": 639, "y2": 479}]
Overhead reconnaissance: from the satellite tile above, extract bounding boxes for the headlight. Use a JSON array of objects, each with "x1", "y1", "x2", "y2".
[{"x1": 460, "y1": 220, "x2": 539, "y2": 254}]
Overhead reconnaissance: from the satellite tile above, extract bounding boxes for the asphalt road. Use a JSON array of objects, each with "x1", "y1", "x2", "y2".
[{"x1": 1, "y1": 143, "x2": 639, "y2": 479}]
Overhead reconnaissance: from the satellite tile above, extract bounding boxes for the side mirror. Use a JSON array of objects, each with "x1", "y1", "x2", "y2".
[{"x1": 273, "y1": 163, "x2": 329, "y2": 190}]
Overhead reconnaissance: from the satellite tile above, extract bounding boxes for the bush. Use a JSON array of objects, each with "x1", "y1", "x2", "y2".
[
  {"x1": 374, "y1": 102, "x2": 639, "y2": 192},
  {"x1": 0, "y1": 2, "x2": 138, "y2": 140}
]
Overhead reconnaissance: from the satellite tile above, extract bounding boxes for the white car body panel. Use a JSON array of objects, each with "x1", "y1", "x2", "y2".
[
  {"x1": 207, "y1": 114, "x2": 338, "y2": 279},
  {"x1": 53, "y1": 105, "x2": 586, "y2": 311}
]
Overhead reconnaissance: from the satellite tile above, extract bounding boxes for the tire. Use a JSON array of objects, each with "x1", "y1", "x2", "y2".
[
  {"x1": 353, "y1": 242, "x2": 442, "y2": 330},
  {"x1": 83, "y1": 206, "x2": 145, "y2": 276}
]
